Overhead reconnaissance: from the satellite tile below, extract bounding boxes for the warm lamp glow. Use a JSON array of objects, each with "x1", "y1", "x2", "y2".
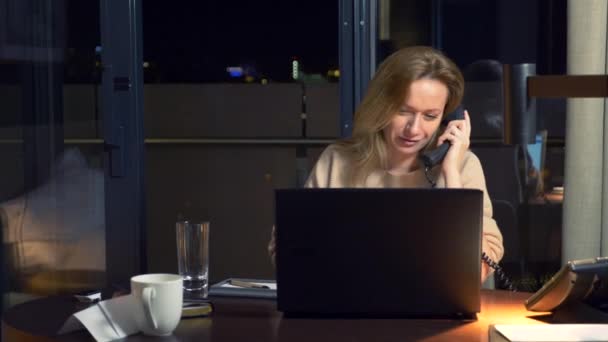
[{"x1": 423, "y1": 291, "x2": 551, "y2": 341}]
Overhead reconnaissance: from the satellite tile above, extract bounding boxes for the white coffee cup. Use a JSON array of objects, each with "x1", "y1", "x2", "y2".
[{"x1": 131, "y1": 273, "x2": 183, "y2": 336}]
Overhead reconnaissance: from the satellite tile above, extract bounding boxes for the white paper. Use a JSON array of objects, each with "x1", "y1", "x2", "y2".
[
  {"x1": 73, "y1": 304, "x2": 122, "y2": 342},
  {"x1": 59, "y1": 295, "x2": 140, "y2": 342},
  {"x1": 220, "y1": 281, "x2": 277, "y2": 290},
  {"x1": 494, "y1": 324, "x2": 608, "y2": 342},
  {"x1": 58, "y1": 315, "x2": 84, "y2": 334}
]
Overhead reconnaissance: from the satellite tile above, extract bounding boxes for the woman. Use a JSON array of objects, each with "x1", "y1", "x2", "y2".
[{"x1": 270, "y1": 46, "x2": 503, "y2": 283}]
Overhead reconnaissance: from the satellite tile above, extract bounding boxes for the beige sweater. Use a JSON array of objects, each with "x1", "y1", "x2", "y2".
[{"x1": 269, "y1": 144, "x2": 504, "y2": 271}]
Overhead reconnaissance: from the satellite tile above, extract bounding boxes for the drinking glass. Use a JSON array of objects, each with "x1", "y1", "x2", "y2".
[{"x1": 176, "y1": 221, "x2": 210, "y2": 298}]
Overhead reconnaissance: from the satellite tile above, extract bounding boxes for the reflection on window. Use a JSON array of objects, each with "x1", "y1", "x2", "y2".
[
  {"x1": 1, "y1": 148, "x2": 105, "y2": 296},
  {"x1": 1, "y1": 0, "x2": 106, "y2": 308}
]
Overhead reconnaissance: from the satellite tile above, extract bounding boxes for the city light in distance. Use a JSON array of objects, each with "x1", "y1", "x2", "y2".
[
  {"x1": 326, "y1": 69, "x2": 340, "y2": 78},
  {"x1": 226, "y1": 66, "x2": 244, "y2": 77},
  {"x1": 292, "y1": 60, "x2": 299, "y2": 80}
]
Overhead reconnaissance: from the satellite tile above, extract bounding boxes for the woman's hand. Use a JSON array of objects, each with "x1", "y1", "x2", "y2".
[
  {"x1": 437, "y1": 110, "x2": 471, "y2": 187},
  {"x1": 481, "y1": 261, "x2": 489, "y2": 283}
]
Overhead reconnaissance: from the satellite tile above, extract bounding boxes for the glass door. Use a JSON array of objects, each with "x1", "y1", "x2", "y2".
[
  {"x1": 1, "y1": 0, "x2": 145, "y2": 316},
  {"x1": 0, "y1": 0, "x2": 105, "y2": 309}
]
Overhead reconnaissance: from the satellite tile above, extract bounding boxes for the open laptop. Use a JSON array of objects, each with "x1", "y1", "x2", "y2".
[{"x1": 274, "y1": 188, "x2": 483, "y2": 319}]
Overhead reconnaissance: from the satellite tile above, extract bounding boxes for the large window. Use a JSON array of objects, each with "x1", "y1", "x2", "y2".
[
  {"x1": 0, "y1": 1, "x2": 569, "y2": 308},
  {"x1": 142, "y1": 1, "x2": 340, "y2": 283}
]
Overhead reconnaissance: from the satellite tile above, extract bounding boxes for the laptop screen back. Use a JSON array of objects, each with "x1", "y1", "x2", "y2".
[{"x1": 275, "y1": 188, "x2": 483, "y2": 318}]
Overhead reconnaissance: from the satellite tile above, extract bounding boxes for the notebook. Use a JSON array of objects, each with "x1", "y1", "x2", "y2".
[
  {"x1": 274, "y1": 188, "x2": 483, "y2": 318},
  {"x1": 209, "y1": 278, "x2": 276, "y2": 299}
]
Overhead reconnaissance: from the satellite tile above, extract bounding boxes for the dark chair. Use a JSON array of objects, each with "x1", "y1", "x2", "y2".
[
  {"x1": 472, "y1": 145, "x2": 526, "y2": 210},
  {"x1": 463, "y1": 59, "x2": 505, "y2": 141},
  {"x1": 491, "y1": 199, "x2": 522, "y2": 269}
]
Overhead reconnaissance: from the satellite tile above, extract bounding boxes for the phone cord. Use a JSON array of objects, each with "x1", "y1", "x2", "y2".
[
  {"x1": 424, "y1": 166, "x2": 436, "y2": 188},
  {"x1": 481, "y1": 252, "x2": 515, "y2": 291}
]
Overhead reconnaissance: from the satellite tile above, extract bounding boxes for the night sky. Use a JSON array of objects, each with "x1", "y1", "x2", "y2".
[
  {"x1": 28, "y1": 1, "x2": 567, "y2": 84},
  {"x1": 142, "y1": 1, "x2": 339, "y2": 82},
  {"x1": 65, "y1": 1, "x2": 339, "y2": 82}
]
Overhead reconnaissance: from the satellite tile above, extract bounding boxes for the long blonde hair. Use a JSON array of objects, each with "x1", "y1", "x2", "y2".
[{"x1": 336, "y1": 46, "x2": 464, "y2": 186}]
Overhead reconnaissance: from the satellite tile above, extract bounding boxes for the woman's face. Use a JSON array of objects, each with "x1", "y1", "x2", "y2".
[{"x1": 382, "y1": 78, "x2": 449, "y2": 163}]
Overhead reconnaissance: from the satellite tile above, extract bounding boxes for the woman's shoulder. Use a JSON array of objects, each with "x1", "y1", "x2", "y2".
[
  {"x1": 306, "y1": 143, "x2": 354, "y2": 187},
  {"x1": 459, "y1": 150, "x2": 488, "y2": 186},
  {"x1": 315, "y1": 143, "x2": 358, "y2": 174},
  {"x1": 462, "y1": 150, "x2": 482, "y2": 169},
  {"x1": 317, "y1": 143, "x2": 351, "y2": 164}
]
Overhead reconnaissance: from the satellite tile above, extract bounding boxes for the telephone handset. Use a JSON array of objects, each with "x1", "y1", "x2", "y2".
[
  {"x1": 419, "y1": 105, "x2": 465, "y2": 169},
  {"x1": 419, "y1": 105, "x2": 515, "y2": 291}
]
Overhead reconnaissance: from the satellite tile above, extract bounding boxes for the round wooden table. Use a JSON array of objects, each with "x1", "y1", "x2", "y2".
[{"x1": 3, "y1": 290, "x2": 548, "y2": 341}]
